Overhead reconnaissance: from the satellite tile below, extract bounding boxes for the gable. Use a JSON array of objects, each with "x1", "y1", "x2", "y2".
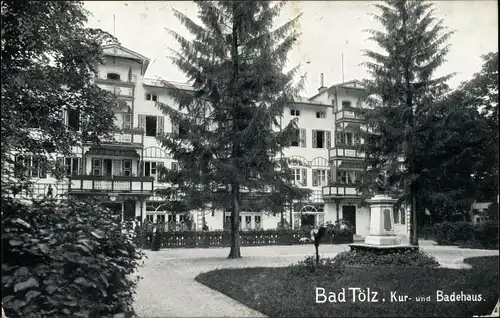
[
  {"x1": 340, "y1": 80, "x2": 366, "y2": 90},
  {"x1": 102, "y1": 44, "x2": 150, "y2": 74}
]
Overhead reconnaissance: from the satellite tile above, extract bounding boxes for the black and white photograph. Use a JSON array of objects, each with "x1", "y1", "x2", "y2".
[{"x1": 1, "y1": 1, "x2": 498, "y2": 317}]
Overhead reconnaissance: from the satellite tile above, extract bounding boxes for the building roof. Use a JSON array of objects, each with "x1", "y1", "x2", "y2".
[
  {"x1": 102, "y1": 43, "x2": 151, "y2": 75},
  {"x1": 309, "y1": 79, "x2": 368, "y2": 101},
  {"x1": 143, "y1": 78, "x2": 194, "y2": 91}
]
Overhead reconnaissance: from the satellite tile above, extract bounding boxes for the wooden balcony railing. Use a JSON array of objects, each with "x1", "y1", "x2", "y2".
[
  {"x1": 329, "y1": 147, "x2": 365, "y2": 158},
  {"x1": 100, "y1": 130, "x2": 145, "y2": 147},
  {"x1": 335, "y1": 110, "x2": 364, "y2": 121},
  {"x1": 69, "y1": 175, "x2": 154, "y2": 195},
  {"x1": 322, "y1": 183, "x2": 361, "y2": 198}
]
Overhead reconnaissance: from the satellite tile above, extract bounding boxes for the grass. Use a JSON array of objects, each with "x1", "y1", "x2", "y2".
[{"x1": 195, "y1": 256, "x2": 499, "y2": 317}]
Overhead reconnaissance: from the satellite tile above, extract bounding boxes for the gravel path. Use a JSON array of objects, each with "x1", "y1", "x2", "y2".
[{"x1": 133, "y1": 241, "x2": 499, "y2": 317}]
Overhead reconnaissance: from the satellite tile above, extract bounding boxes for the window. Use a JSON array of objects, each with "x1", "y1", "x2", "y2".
[
  {"x1": 291, "y1": 130, "x2": 300, "y2": 147},
  {"x1": 14, "y1": 156, "x2": 47, "y2": 179},
  {"x1": 292, "y1": 169, "x2": 301, "y2": 184},
  {"x1": 171, "y1": 162, "x2": 179, "y2": 171},
  {"x1": 225, "y1": 215, "x2": 231, "y2": 224},
  {"x1": 292, "y1": 168, "x2": 307, "y2": 186},
  {"x1": 245, "y1": 216, "x2": 252, "y2": 229},
  {"x1": 92, "y1": 158, "x2": 102, "y2": 176},
  {"x1": 145, "y1": 93, "x2": 158, "y2": 102},
  {"x1": 316, "y1": 111, "x2": 326, "y2": 118},
  {"x1": 354, "y1": 134, "x2": 361, "y2": 145},
  {"x1": 146, "y1": 214, "x2": 154, "y2": 222},
  {"x1": 138, "y1": 115, "x2": 164, "y2": 137},
  {"x1": 254, "y1": 215, "x2": 261, "y2": 230},
  {"x1": 342, "y1": 101, "x2": 352, "y2": 109},
  {"x1": 144, "y1": 161, "x2": 157, "y2": 177},
  {"x1": 106, "y1": 73, "x2": 121, "y2": 80},
  {"x1": 312, "y1": 169, "x2": 329, "y2": 187},
  {"x1": 67, "y1": 109, "x2": 80, "y2": 131},
  {"x1": 179, "y1": 214, "x2": 186, "y2": 222},
  {"x1": 400, "y1": 207, "x2": 405, "y2": 224},
  {"x1": 122, "y1": 160, "x2": 132, "y2": 176},
  {"x1": 58, "y1": 157, "x2": 81, "y2": 177},
  {"x1": 346, "y1": 133, "x2": 353, "y2": 145},
  {"x1": 336, "y1": 131, "x2": 345, "y2": 145},
  {"x1": 354, "y1": 171, "x2": 362, "y2": 183},
  {"x1": 290, "y1": 109, "x2": 300, "y2": 116},
  {"x1": 145, "y1": 116, "x2": 157, "y2": 137},
  {"x1": 312, "y1": 130, "x2": 331, "y2": 149},
  {"x1": 157, "y1": 214, "x2": 166, "y2": 223},
  {"x1": 123, "y1": 113, "x2": 132, "y2": 130}
]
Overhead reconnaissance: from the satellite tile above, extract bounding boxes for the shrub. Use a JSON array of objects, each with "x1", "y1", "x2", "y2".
[
  {"x1": 434, "y1": 221, "x2": 499, "y2": 249},
  {"x1": 289, "y1": 249, "x2": 439, "y2": 276},
  {"x1": 330, "y1": 249, "x2": 440, "y2": 268},
  {"x1": 1, "y1": 197, "x2": 144, "y2": 317}
]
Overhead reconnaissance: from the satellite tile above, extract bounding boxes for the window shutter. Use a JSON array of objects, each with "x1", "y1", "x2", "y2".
[
  {"x1": 326, "y1": 131, "x2": 331, "y2": 149},
  {"x1": 138, "y1": 115, "x2": 146, "y2": 131},
  {"x1": 301, "y1": 169, "x2": 307, "y2": 186},
  {"x1": 312, "y1": 170, "x2": 318, "y2": 187},
  {"x1": 157, "y1": 116, "x2": 164, "y2": 136},
  {"x1": 312, "y1": 130, "x2": 317, "y2": 148},
  {"x1": 300, "y1": 129, "x2": 306, "y2": 147},
  {"x1": 327, "y1": 170, "x2": 331, "y2": 185}
]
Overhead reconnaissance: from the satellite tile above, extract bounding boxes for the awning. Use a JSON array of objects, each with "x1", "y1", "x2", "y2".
[{"x1": 85, "y1": 147, "x2": 140, "y2": 157}]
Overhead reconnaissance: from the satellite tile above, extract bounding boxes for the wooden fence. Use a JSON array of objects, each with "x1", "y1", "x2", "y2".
[{"x1": 136, "y1": 229, "x2": 353, "y2": 249}]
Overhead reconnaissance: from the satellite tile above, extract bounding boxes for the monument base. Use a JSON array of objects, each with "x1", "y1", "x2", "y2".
[{"x1": 365, "y1": 234, "x2": 400, "y2": 246}]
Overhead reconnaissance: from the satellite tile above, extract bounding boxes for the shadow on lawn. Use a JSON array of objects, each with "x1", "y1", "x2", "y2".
[{"x1": 195, "y1": 255, "x2": 499, "y2": 317}]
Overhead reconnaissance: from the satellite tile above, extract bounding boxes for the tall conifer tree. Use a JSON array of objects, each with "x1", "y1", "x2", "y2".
[
  {"x1": 359, "y1": 0, "x2": 453, "y2": 245},
  {"x1": 156, "y1": 1, "x2": 310, "y2": 258}
]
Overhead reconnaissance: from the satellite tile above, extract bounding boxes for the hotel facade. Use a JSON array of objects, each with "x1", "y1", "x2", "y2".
[{"x1": 10, "y1": 44, "x2": 411, "y2": 241}]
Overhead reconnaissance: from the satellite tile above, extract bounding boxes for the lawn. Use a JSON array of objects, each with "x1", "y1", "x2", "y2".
[{"x1": 195, "y1": 256, "x2": 499, "y2": 317}]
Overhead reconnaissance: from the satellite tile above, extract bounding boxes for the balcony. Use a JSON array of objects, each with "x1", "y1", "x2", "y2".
[
  {"x1": 329, "y1": 147, "x2": 365, "y2": 159},
  {"x1": 99, "y1": 129, "x2": 145, "y2": 149},
  {"x1": 335, "y1": 110, "x2": 363, "y2": 121},
  {"x1": 322, "y1": 183, "x2": 361, "y2": 199},
  {"x1": 69, "y1": 175, "x2": 154, "y2": 196}
]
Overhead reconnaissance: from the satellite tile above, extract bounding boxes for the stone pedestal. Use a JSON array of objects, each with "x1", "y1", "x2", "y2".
[{"x1": 364, "y1": 194, "x2": 400, "y2": 246}]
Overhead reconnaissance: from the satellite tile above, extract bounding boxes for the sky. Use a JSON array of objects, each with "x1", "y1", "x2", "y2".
[{"x1": 83, "y1": 1, "x2": 498, "y2": 97}]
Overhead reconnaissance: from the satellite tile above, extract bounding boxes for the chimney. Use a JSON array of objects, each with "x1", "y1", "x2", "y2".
[{"x1": 318, "y1": 73, "x2": 327, "y2": 93}]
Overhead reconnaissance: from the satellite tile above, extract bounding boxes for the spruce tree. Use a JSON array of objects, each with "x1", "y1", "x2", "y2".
[
  {"x1": 359, "y1": 0, "x2": 453, "y2": 245},
  {"x1": 156, "y1": 1, "x2": 311, "y2": 258}
]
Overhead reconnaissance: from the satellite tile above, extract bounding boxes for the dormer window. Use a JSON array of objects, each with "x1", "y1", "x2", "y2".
[
  {"x1": 146, "y1": 93, "x2": 158, "y2": 102},
  {"x1": 106, "y1": 73, "x2": 121, "y2": 81}
]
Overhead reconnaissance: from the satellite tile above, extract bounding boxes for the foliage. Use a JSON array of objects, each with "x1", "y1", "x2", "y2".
[
  {"x1": 434, "y1": 221, "x2": 499, "y2": 249},
  {"x1": 356, "y1": 0, "x2": 457, "y2": 244},
  {"x1": 155, "y1": 1, "x2": 310, "y2": 258},
  {"x1": 459, "y1": 52, "x2": 499, "y2": 203},
  {"x1": 196, "y1": 256, "x2": 499, "y2": 317},
  {"x1": 1, "y1": 0, "x2": 117, "y2": 195},
  {"x1": 1, "y1": 197, "x2": 144, "y2": 317},
  {"x1": 332, "y1": 249, "x2": 440, "y2": 267}
]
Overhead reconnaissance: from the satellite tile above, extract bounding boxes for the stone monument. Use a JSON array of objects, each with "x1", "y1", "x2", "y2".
[{"x1": 349, "y1": 171, "x2": 416, "y2": 252}]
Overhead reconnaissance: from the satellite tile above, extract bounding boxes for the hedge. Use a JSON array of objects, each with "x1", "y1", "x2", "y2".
[{"x1": 433, "y1": 221, "x2": 499, "y2": 249}]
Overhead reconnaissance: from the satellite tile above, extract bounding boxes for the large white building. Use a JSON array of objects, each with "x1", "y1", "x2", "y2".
[{"x1": 11, "y1": 43, "x2": 410, "y2": 240}]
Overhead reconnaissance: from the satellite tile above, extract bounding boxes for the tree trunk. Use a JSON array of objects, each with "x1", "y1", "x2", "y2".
[
  {"x1": 410, "y1": 188, "x2": 419, "y2": 246},
  {"x1": 228, "y1": 184, "x2": 241, "y2": 258},
  {"x1": 227, "y1": 2, "x2": 241, "y2": 259}
]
